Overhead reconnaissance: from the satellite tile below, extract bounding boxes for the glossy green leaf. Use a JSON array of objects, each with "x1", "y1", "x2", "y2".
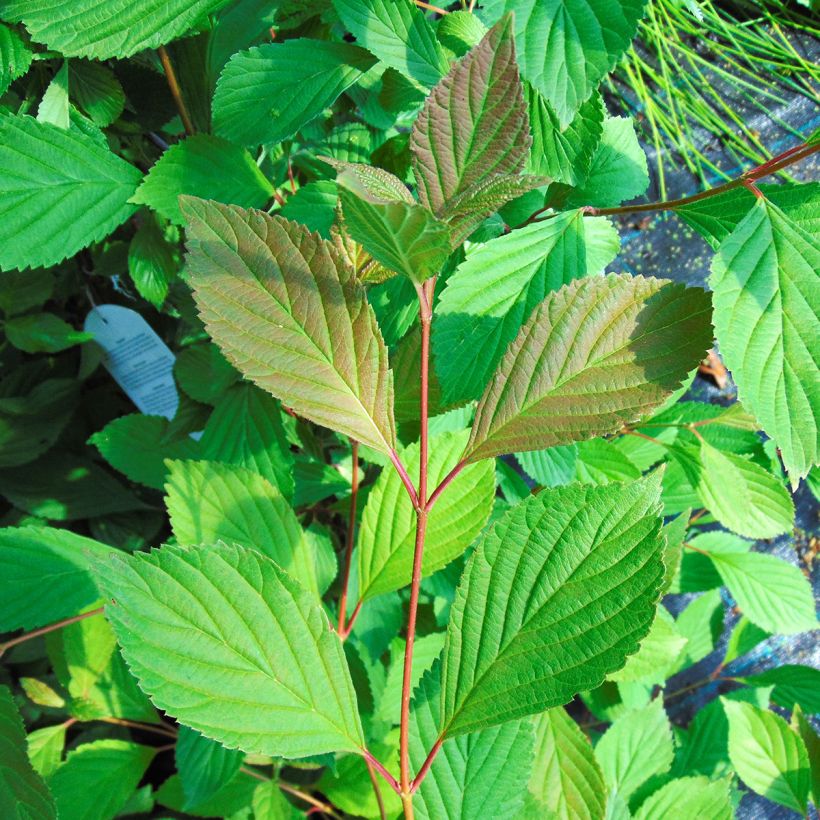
[
  {"x1": 440, "y1": 474, "x2": 665, "y2": 736},
  {"x1": 792, "y1": 706, "x2": 820, "y2": 810},
  {"x1": 36, "y1": 61, "x2": 70, "y2": 129},
  {"x1": 5, "y1": 312, "x2": 92, "y2": 353},
  {"x1": 212, "y1": 40, "x2": 376, "y2": 146},
  {"x1": 0, "y1": 526, "x2": 112, "y2": 631},
  {"x1": 595, "y1": 698, "x2": 673, "y2": 802},
  {"x1": 528, "y1": 707, "x2": 606, "y2": 820},
  {"x1": 434, "y1": 210, "x2": 619, "y2": 404},
  {"x1": 724, "y1": 699, "x2": 810, "y2": 814},
  {"x1": 200, "y1": 383, "x2": 295, "y2": 500},
  {"x1": 0, "y1": 0, "x2": 229, "y2": 57},
  {"x1": 48, "y1": 740, "x2": 155, "y2": 820},
  {"x1": 96, "y1": 542, "x2": 365, "y2": 758},
  {"x1": 174, "y1": 343, "x2": 239, "y2": 405},
  {"x1": 90, "y1": 414, "x2": 200, "y2": 490},
  {"x1": 527, "y1": 85, "x2": 603, "y2": 186},
  {"x1": 633, "y1": 776, "x2": 732, "y2": 820},
  {"x1": 337, "y1": 169, "x2": 451, "y2": 283},
  {"x1": 127, "y1": 216, "x2": 178, "y2": 308},
  {"x1": 710, "y1": 198, "x2": 819, "y2": 483},
  {"x1": 165, "y1": 459, "x2": 319, "y2": 596},
  {"x1": 26, "y1": 724, "x2": 67, "y2": 778},
  {"x1": 482, "y1": 0, "x2": 647, "y2": 126},
  {"x1": 333, "y1": 0, "x2": 449, "y2": 88},
  {"x1": 409, "y1": 667, "x2": 533, "y2": 820},
  {"x1": 0, "y1": 114, "x2": 141, "y2": 271},
  {"x1": 132, "y1": 135, "x2": 273, "y2": 225},
  {"x1": 357, "y1": 431, "x2": 495, "y2": 601},
  {"x1": 410, "y1": 16, "x2": 530, "y2": 216},
  {"x1": 609, "y1": 607, "x2": 687, "y2": 685},
  {"x1": 278, "y1": 181, "x2": 339, "y2": 239},
  {"x1": 464, "y1": 274, "x2": 712, "y2": 462},
  {"x1": 741, "y1": 665, "x2": 820, "y2": 715},
  {"x1": 515, "y1": 444, "x2": 577, "y2": 487},
  {"x1": 176, "y1": 726, "x2": 243, "y2": 811},
  {"x1": 671, "y1": 589, "x2": 723, "y2": 672},
  {"x1": 0, "y1": 23, "x2": 32, "y2": 95},
  {"x1": 68, "y1": 61, "x2": 124, "y2": 127},
  {"x1": 181, "y1": 198, "x2": 397, "y2": 455},
  {"x1": 0, "y1": 685, "x2": 56, "y2": 819}
]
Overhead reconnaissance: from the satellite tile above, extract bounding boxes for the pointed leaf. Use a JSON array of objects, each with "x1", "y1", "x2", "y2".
[
  {"x1": 131, "y1": 135, "x2": 273, "y2": 225},
  {"x1": 434, "y1": 210, "x2": 619, "y2": 404},
  {"x1": 724, "y1": 699, "x2": 810, "y2": 814},
  {"x1": 181, "y1": 198, "x2": 396, "y2": 454},
  {"x1": 483, "y1": 0, "x2": 647, "y2": 126},
  {"x1": 464, "y1": 274, "x2": 712, "y2": 462},
  {"x1": 410, "y1": 16, "x2": 530, "y2": 215},
  {"x1": 212, "y1": 40, "x2": 376, "y2": 146},
  {"x1": 337, "y1": 170, "x2": 451, "y2": 283},
  {"x1": 595, "y1": 699, "x2": 673, "y2": 802},
  {"x1": 743, "y1": 666, "x2": 820, "y2": 715},
  {"x1": 176, "y1": 727, "x2": 243, "y2": 811},
  {"x1": 0, "y1": 114, "x2": 141, "y2": 271},
  {"x1": 440, "y1": 474, "x2": 665, "y2": 736},
  {"x1": 0, "y1": 685, "x2": 56, "y2": 819},
  {"x1": 0, "y1": 526, "x2": 113, "y2": 632},
  {"x1": 410, "y1": 667, "x2": 533, "y2": 820},
  {"x1": 96, "y1": 543, "x2": 365, "y2": 758},
  {"x1": 710, "y1": 198, "x2": 819, "y2": 482},
  {"x1": 165, "y1": 459, "x2": 319, "y2": 597},
  {"x1": 528, "y1": 707, "x2": 606, "y2": 820},
  {"x1": 333, "y1": 0, "x2": 450, "y2": 89},
  {"x1": 357, "y1": 431, "x2": 495, "y2": 601},
  {"x1": 633, "y1": 776, "x2": 732, "y2": 820}
]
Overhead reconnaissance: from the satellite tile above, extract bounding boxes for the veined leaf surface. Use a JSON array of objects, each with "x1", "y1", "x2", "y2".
[
  {"x1": 181, "y1": 198, "x2": 396, "y2": 455},
  {"x1": 440, "y1": 474, "x2": 665, "y2": 736}
]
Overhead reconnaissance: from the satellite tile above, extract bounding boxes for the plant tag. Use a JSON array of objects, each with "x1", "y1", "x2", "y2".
[{"x1": 84, "y1": 304, "x2": 179, "y2": 418}]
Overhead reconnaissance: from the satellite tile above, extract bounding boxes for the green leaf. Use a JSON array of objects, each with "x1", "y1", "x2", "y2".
[
  {"x1": 0, "y1": 114, "x2": 141, "y2": 271},
  {"x1": 0, "y1": 23, "x2": 32, "y2": 95},
  {"x1": 678, "y1": 181, "x2": 820, "y2": 249},
  {"x1": 174, "y1": 343, "x2": 239, "y2": 405},
  {"x1": 440, "y1": 474, "x2": 665, "y2": 736},
  {"x1": 410, "y1": 16, "x2": 530, "y2": 216},
  {"x1": 212, "y1": 40, "x2": 376, "y2": 146},
  {"x1": 337, "y1": 169, "x2": 451, "y2": 283},
  {"x1": 96, "y1": 542, "x2": 365, "y2": 758},
  {"x1": 564, "y1": 116, "x2": 649, "y2": 208},
  {"x1": 741, "y1": 665, "x2": 820, "y2": 715},
  {"x1": 200, "y1": 383, "x2": 295, "y2": 500},
  {"x1": 333, "y1": 0, "x2": 450, "y2": 89},
  {"x1": 700, "y1": 546, "x2": 816, "y2": 636},
  {"x1": 132, "y1": 135, "x2": 273, "y2": 225},
  {"x1": 48, "y1": 740, "x2": 155, "y2": 820},
  {"x1": 409, "y1": 667, "x2": 533, "y2": 820},
  {"x1": 176, "y1": 726, "x2": 243, "y2": 811},
  {"x1": 37, "y1": 61, "x2": 70, "y2": 129},
  {"x1": 0, "y1": 452, "x2": 147, "y2": 520},
  {"x1": 792, "y1": 705, "x2": 820, "y2": 810},
  {"x1": 0, "y1": 685, "x2": 56, "y2": 819},
  {"x1": 437, "y1": 11, "x2": 487, "y2": 57},
  {"x1": 722, "y1": 616, "x2": 770, "y2": 667},
  {"x1": 676, "y1": 440, "x2": 794, "y2": 538},
  {"x1": 357, "y1": 431, "x2": 494, "y2": 601},
  {"x1": 527, "y1": 85, "x2": 603, "y2": 186},
  {"x1": 0, "y1": 0, "x2": 231, "y2": 58},
  {"x1": 5, "y1": 312, "x2": 92, "y2": 353},
  {"x1": 609, "y1": 606, "x2": 687, "y2": 685},
  {"x1": 90, "y1": 414, "x2": 200, "y2": 490},
  {"x1": 278, "y1": 181, "x2": 339, "y2": 239},
  {"x1": 724, "y1": 699, "x2": 810, "y2": 814},
  {"x1": 127, "y1": 216, "x2": 178, "y2": 308},
  {"x1": 434, "y1": 209, "x2": 619, "y2": 404},
  {"x1": 515, "y1": 444, "x2": 577, "y2": 487},
  {"x1": 464, "y1": 274, "x2": 712, "y2": 462},
  {"x1": 0, "y1": 268, "x2": 54, "y2": 316},
  {"x1": 633, "y1": 776, "x2": 732, "y2": 820},
  {"x1": 0, "y1": 526, "x2": 112, "y2": 631},
  {"x1": 483, "y1": 0, "x2": 647, "y2": 126},
  {"x1": 671, "y1": 589, "x2": 723, "y2": 672},
  {"x1": 573, "y1": 439, "x2": 641, "y2": 485},
  {"x1": 709, "y1": 198, "x2": 819, "y2": 483},
  {"x1": 528, "y1": 707, "x2": 606, "y2": 820},
  {"x1": 182, "y1": 198, "x2": 397, "y2": 455},
  {"x1": 165, "y1": 459, "x2": 319, "y2": 597},
  {"x1": 595, "y1": 698, "x2": 673, "y2": 802},
  {"x1": 27, "y1": 724, "x2": 67, "y2": 778},
  {"x1": 68, "y1": 61, "x2": 124, "y2": 127},
  {"x1": 252, "y1": 781, "x2": 297, "y2": 820}
]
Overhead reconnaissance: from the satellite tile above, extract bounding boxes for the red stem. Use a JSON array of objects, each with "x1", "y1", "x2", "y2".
[
  {"x1": 388, "y1": 448, "x2": 420, "y2": 510},
  {"x1": 157, "y1": 46, "x2": 195, "y2": 136},
  {"x1": 425, "y1": 460, "x2": 466, "y2": 511},
  {"x1": 365, "y1": 758, "x2": 388, "y2": 820},
  {"x1": 363, "y1": 748, "x2": 401, "y2": 793},
  {"x1": 0, "y1": 607, "x2": 104, "y2": 657},
  {"x1": 338, "y1": 440, "x2": 359, "y2": 636},
  {"x1": 410, "y1": 735, "x2": 444, "y2": 793}
]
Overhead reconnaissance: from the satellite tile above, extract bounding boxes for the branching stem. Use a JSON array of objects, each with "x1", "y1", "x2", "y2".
[
  {"x1": 157, "y1": 46, "x2": 195, "y2": 136},
  {"x1": 338, "y1": 440, "x2": 360, "y2": 636},
  {"x1": 0, "y1": 607, "x2": 104, "y2": 658}
]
